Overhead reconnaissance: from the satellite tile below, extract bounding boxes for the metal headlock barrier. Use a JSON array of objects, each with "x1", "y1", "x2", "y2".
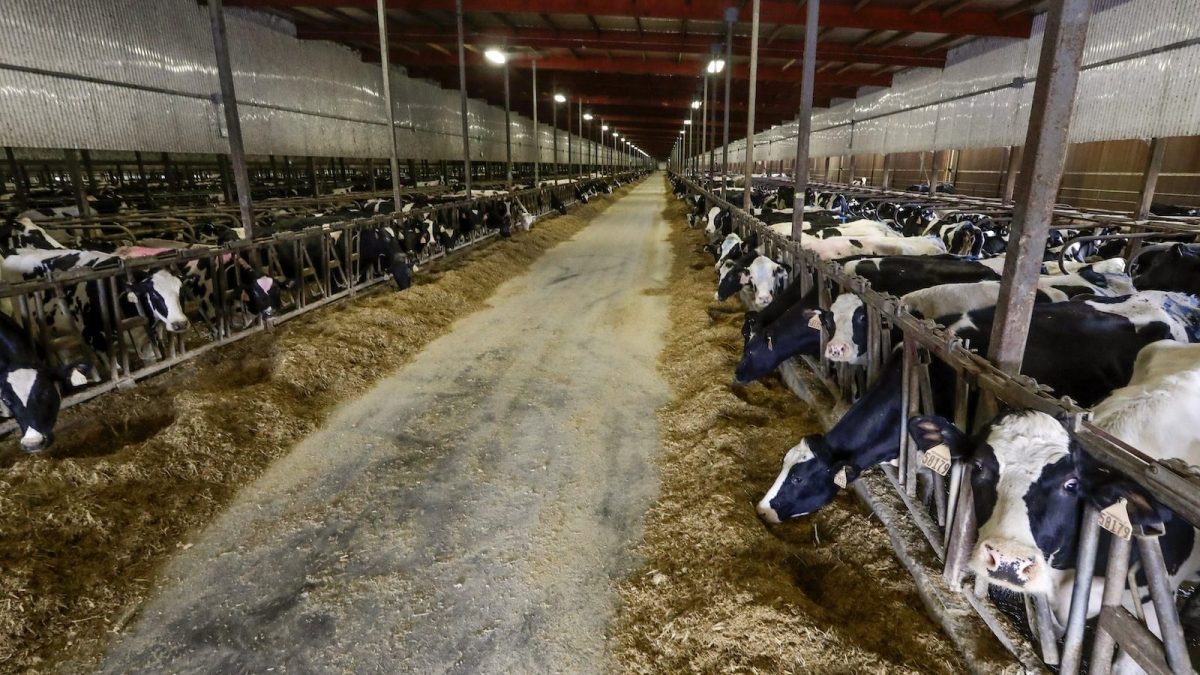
[
  {"x1": 0, "y1": 171, "x2": 644, "y2": 430},
  {"x1": 676, "y1": 173, "x2": 1200, "y2": 675}
]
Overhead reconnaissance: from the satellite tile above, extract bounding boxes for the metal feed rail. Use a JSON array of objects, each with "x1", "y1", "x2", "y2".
[
  {"x1": 677, "y1": 175, "x2": 1200, "y2": 674},
  {"x1": 0, "y1": 172, "x2": 644, "y2": 426}
]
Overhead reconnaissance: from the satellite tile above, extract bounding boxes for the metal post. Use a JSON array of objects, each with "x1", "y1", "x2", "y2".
[
  {"x1": 568, "y1": 99, "x2": 574, "y2": 179},
  {"x1": 63, "y1": 149, "x2": 90, "y2": 217},
  {"x1": 882, "y1": 152, "x2": 893, "y2": 189},
  {"x1": 1089, "y1": 534, "x2": 1133, "y2": 675},
  {"x1": 721, "y1": 8, "x2": 735, "y2": 200},
  {"x1": 5, "y1": 147, "x2": 27, "y2": 208},
  {"x1": 701, "y1": 76, "x2": 707, "y2": 178},
  {"x1": 742, "y1": 0, "x2": 761, "y2": 211},
  {"x1": 986, "y1": 0, "x2": 1091, "y2": 376},
  {"x1": 207, "y1": 0, "x2": 254, "y2": 238},
  {"x1": 552, "y1": 93, "x2": 559, "y2": 181},
  {"x1": 455, "y1": 0, "x2": 471, "y2": 198},
  {"x1": 217, "y1": 154, "x2": 233, "y2": 204},
  {"x1": 503, "y1": 63, "x2": 512, "y2": 188},
  {"x1": 532, "y1": 60, "x2": 539, "y2": 187},
  {"x1": 790, "y1": 0, "x2": 819, "y2": 238},
  {"x1": 1135, "y1": 137, "x2": 1166, "y2": 220},
  {"x1": 307, "y1": 156, "x2": 319, "y2": 196},
  {"x1": 1060, "y1": 506, "x2": 1102, "y2": 674},
  {"x1": 708, "y1": 61, "x2": 717, "y2": 178},
  {"x1": 1001, "y1": 145, "x2": 1021, "y2": 203},
  {"x1": 376, "y1": 0, "x2": 405, "y2": 212}
]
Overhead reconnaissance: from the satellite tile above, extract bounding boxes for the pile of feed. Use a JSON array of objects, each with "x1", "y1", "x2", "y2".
[
  {"x1": 611, "y1": 183, "x2": 965, "y2": 673},
  {"x1": 0, "y1": 182, "x2": 640, "y2": 672}
]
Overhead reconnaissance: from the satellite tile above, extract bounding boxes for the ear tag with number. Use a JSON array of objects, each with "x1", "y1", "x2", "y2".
[
  {"x1": 1099, "y1": 498, "x2": 1132, "y2": 540},
  {"x1": 921, "y1": 443, "x2": 952, "y2": 476}
]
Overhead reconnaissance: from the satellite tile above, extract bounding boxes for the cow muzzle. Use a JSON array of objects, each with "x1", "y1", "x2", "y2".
[
  {"x1": 755, "y1": 501, "x2": 782, "y2": 524},
  {"x1": 20, "y1": 427, "x2": 49, "y2": 453},
  {"x1": 168, "y1": 319, "x2": 190, "y2": 332},
  {"x1": 975, "y1": 541, "x2": 1045, "y2": 592},
  {"x1": 826, "y1": 342, "x2": 853, "y2": 361}
]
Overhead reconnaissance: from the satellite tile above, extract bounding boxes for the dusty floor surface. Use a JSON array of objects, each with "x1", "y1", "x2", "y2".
[
  {"x1": 0, "y1": 185, "x2": 636, "y2": 673},
  {"x1": 610, "y1": 188, "x2": 965, "y2": 674},
  {"x1": 97, "y1": 178, "x2": 673, "y2": 673}
]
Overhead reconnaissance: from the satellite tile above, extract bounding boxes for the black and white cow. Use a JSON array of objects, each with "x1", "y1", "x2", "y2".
[
  {"x1": 1, "y1": 217, "x2": 68, "y2": 251},
  {"x1": 755, "y1": 292, "x2": 1200, "y2": 522},
  {"x1": 1133, "y1": 244, "x2": 1200, "y2": 295},
  {"x1": 823, "y1": 269, "x2": 1136, "y2": 364},
  {"x1": 0, "y1": 312, "x2": 89, "y2": 452},
  {"x1": 804, "y1": 235, "x2": 947, "y2": 260},
  {"x1": 907, "y1": 340, "x2": 1200, "y2": 671},
  {"x1": 550, "y1": 193, "x2": 568, "y2": 215}
]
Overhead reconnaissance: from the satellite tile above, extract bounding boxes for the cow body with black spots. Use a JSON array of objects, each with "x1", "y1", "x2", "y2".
[{"x1": 0, "y1": 312, "x2": 89, "y2": 452}]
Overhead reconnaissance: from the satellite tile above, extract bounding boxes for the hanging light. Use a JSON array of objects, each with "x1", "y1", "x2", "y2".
[
  {"x1": 484, "y1": 48, "x2": 507, "y2": 65},
  {"x1": 683, "y1": 119, "x2": 692, "y2": 125},
  {"x1": 706, "y1": 58, "x2": 726, "y2": 74},
  {"x1": 583, "y1": 113, "x2": 594, "y2": 121},
  {"x1": 553, "y1": 93, "x2": 566, "y2": 103},
  {"x1": 601, "y1": 125, "x2": 609, "y2": 131},
  {"x1": 691, "y1": 100, "x2": 701, "y2": 109}
]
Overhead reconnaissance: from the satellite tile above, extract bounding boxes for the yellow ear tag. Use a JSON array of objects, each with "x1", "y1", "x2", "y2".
[
  {"x1": 833, "y1": 466, "x2": 850, "y2": 489},
  {"x1": 807, "y1": 314, "x2": 822, "y2": 330},
  {"x1": 921, "y1": 443, "x2": 952, "y2": 476},
  {"x1": 1099, "y1": 498, "x2": 1132, "y2": 540}
]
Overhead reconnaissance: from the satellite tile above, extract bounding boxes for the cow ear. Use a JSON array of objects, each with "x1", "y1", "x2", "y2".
[
  {"x1": 829, "y1": 461, "x2": 861, "y2": 490},
  {"x1": 739, "y1": 270, "x2": 751, "y2": 285},
  {"x1": 803, "y1": 308, "x2": 824, "y2": 330},
  {"x1": 907, "y1": 415, "x2": 970, "y2": 460},
  {"x1": 1171, "y1": 243, "x2": 1195, "y2": 259},
  {"x1": 125, "y1": 291, "x2": 139, "y2": 304},
  {"x1": 1086, "y1": 477, "x2": 1173, "y2": 533},
  {"x1": 774, "y1": 263, "x2": 791, "y2": 280}
]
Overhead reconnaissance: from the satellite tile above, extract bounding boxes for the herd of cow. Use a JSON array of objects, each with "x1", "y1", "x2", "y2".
[
  {"x1": 0, "y1": 177, "x2": 626, "y2": 454},
  {"x1": 672, "y1": 175, "x2": 1200, "y2": 672}
]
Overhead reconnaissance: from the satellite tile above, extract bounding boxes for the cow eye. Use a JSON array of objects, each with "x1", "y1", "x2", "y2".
[{"x1": 1062, "y1": 478, "x2": 1079, "y2": 492}]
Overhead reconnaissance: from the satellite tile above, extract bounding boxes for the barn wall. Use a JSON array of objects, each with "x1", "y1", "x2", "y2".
[
  {"x1": 0, "y1": 0, "x2": 595, "y2": 164},
  {"x1": 696, "y1": 0, "x2": 1200, "y2": 210}
]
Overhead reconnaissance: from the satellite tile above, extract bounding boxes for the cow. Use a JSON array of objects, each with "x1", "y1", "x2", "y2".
[
  {"x1": 755, "y1": 292, "x2": 1200, "y2": 523},
  {"x1": 804, "y1": 235, "x2": 947, "y2": 260},
  {"x1": 907, "y1": 341, "x2": 1200, "y2": 672},
  {"x1": 550, "y1": 193, "x2": 568, "y2": 215},
  {"x1": 741, "y1": 256, "x2": 789, "y2": 310},
  {"x1": 1133, "y1": 244, "x2": 1200, "y2": 295},
  {"x1": 0, "y1": 312, "x2": 89, "y2": 452},
  {"x1": 823, "y1": 270, "x2": 1136, "y2": 364},
  {"x1": 923, "y1": 220, "x2": 984, "y2": 258},
  {"x1": 1, "y1": 217, "x2": 68, "y2": 251},
  {"x1": 806, "y1": 219, "x2": 901, "y2": 240}
]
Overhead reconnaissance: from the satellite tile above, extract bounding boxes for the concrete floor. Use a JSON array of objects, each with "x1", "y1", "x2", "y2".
[{"x1": 99, "y1": 177, "x2": 673, "y2": 674}]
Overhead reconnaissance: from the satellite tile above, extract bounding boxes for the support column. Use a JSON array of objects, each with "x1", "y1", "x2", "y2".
[
  {"x1": 376, "y1": 0, "x2": 405, "y2": 210},
  {"x1": 217, "y1": 154, "x2": 233, "y2": 204},
  {"x1": 455, "y1": 0, "x2": 472, "y2": 198},
  {"x1": 882, "y1": 153, "x2": 894, "y2": 189},
  {"x1": 5, "y1": 147, "x2": 27, "y2": 208},
  {"x1": 532, "y1": 60, "x2": 539, "y2": 186},
  {"x1": 742, "y1": 0, "x2": 761, "y2": 212},
  {"x1": 1001, "y1": 145, "x2": 1021, "y2": 203},
  {"x1": 307, "y1": 156, "x2": 320, "y2": 196},
  {"x1": 1135, "y1": 137, "x2": 1166, "y2": 220},
  {"x1": 987, "y1": 0, "x2": 1092, "y2": 376},
  {"x1": 208, "y1": 0, "x2": 254, "y2": 237},
  {"x1": 721, "y1": 8, "x2": 735, "y2": 199},
  {"x1": 63, "y1": 149, "x2": 91, "y2": 217},
  {"x1": 568, "y1": 100, "x2": 573, "y2": 179},
  {"x1": 503, "y1": 63, "x2": 512, "y2": 188},
  {"x1": 790, "y1": 0, "x2": 819, "y2": 238}
]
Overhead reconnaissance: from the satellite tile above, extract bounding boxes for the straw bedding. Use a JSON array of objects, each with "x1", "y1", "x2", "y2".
[
  {"x1": 0, "y1": 184, "x2": 637, "y2": 673},
  {"x1": 611, "y1": 183, "x2": 964, "y2": 674}
]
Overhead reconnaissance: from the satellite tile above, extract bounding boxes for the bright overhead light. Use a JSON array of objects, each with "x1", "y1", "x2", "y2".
[
  {"x1": 601, "y1": 124, "x2": 609, "y2": 131},
  {"x1": 691, "y1": 100, "x2": 701, "y2": 109},
  {"x1": 583, "y1": 113, "x2": 594, "y2": 121},
  {"x1": 484, "y1": 48, "x2": 507, "y2": 65},
  {"x1": 680, "y1": 130, "x2": 686, "y2": 134},
  {"x1": 683, "y1": 119, "x2": 692, "y2": 125},
  {"x1": 707, "y1": 58, "x2": 726, "y2": 74},
  {"x1": 553, "y1": 93, "x2": 566, "y2": 103}
]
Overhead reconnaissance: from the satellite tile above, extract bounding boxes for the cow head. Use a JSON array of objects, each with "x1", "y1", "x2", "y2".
[
  {"x1": 740, "y1": 257, "x2": 789, "y2": 310},
  {"x1": 756, "y1": 435, "x2": 840, "y2": 522},
  {"x1": 734, "y1": 304, "x2": 822, "y2": 383},
  {"x1": 906, "y1": 412, "x2": 1178, "y2": 596},
  {"x1": 823, "y1": 294, "x2": 869, "y2": 364},
  {"x1": 1133, "y1": 244, "x2": 1200, "y2": 295},
  {"x1": 127, "y1": 270, "x2": 189, "y2": 332},
  {"x1": 0, "y1": 362, "x2": 90, "y2": 453}
]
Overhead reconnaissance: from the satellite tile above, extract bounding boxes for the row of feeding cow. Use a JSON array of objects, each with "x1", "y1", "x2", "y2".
[
  {"x1": 0, "y1": 177, "x2": 629, "y2": 454},
  {"x1": 672, "y1": 175, "x2": 1200, "y2": 673}
]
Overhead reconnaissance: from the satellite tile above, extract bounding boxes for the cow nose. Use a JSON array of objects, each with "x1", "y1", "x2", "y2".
[
  {"x1": 983, "y1": 543, "x2": 1038, "y2": 582},
  {"x1": 169, "y1": 320, "x2": 189, "y2": 332},
  {"x1": 756, "y1": 502, "x2": 781, "y2": 524},
  {"x1": 827, "y1": 343, "x2": 846, "y2": 358}
]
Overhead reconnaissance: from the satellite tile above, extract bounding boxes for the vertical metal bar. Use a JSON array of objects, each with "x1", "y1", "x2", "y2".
[
  {"x1": 63, "y1": 149, "x2": 91, "y2": 218},
  {"x1": 552, "y1": 92, "x2": 559, "y2": 181},
  {"x1": 721, "y1": 8, "x2": 735, "y2": 200},
  {"x1": 455, "y1": 0, "x2": 472, "y2": 198},
  {"x1": 1061, "y1": 505, "x2": 1102, "y2": 674},
  {"x1": 1030, "y1": 594, "x2": 1060, "y2": 665},
  {"x1": 503, "y1": 64, "x2": 512, "y2": 188},
  {"x1": 377, "y1": 0, "x2": 405, "y2": 213},
  {"x1": 1136, "y1": 534, "x2": 1191, "y2": 672},
  {"x1": 1002, "y1": 145, "x2": 1021, "y2": 203},
  {"x1": 532, "y1": 60, "x2": 539, "y2": 186},
  {"x1": 5, "y1": 147, "x2": 27, "y2": 208},
  {"x1": 568, "y1": 99, "x2": 573, "y2": 180},
  {"x1": 307, "y1": 156, "x2": 319, "y2": 196},
  {"x1": 208, "y1": 0, "x2": 254, "y2": 239},
  {"x1": 986, "y1": 0, "x2": 1091, "y2": 376},
  {"x1": 742, "y1": 0, "x2": 760, "y2": 211},
  {"x1": 1089, "y1": 534, "x2": 1133, "y2": 675},
  {"x1": 790, "y1": 0, "x2": 819, "y2": 240},
  {"x1": 1135, "y1": 137, "x2": 1166, "y2": 221}
]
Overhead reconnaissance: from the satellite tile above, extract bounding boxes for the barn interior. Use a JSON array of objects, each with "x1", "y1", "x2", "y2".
[{"x1": 2, "y1": 0, "x2": 1200, "y2": 673}]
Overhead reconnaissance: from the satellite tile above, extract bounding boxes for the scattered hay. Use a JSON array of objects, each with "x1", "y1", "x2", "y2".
[
  {"x1": 611, "y1": 179, "x2": 964, "y2": 674},
  {"x1": 0, "y1": 182, "x2": 641, "y2": 673}
]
